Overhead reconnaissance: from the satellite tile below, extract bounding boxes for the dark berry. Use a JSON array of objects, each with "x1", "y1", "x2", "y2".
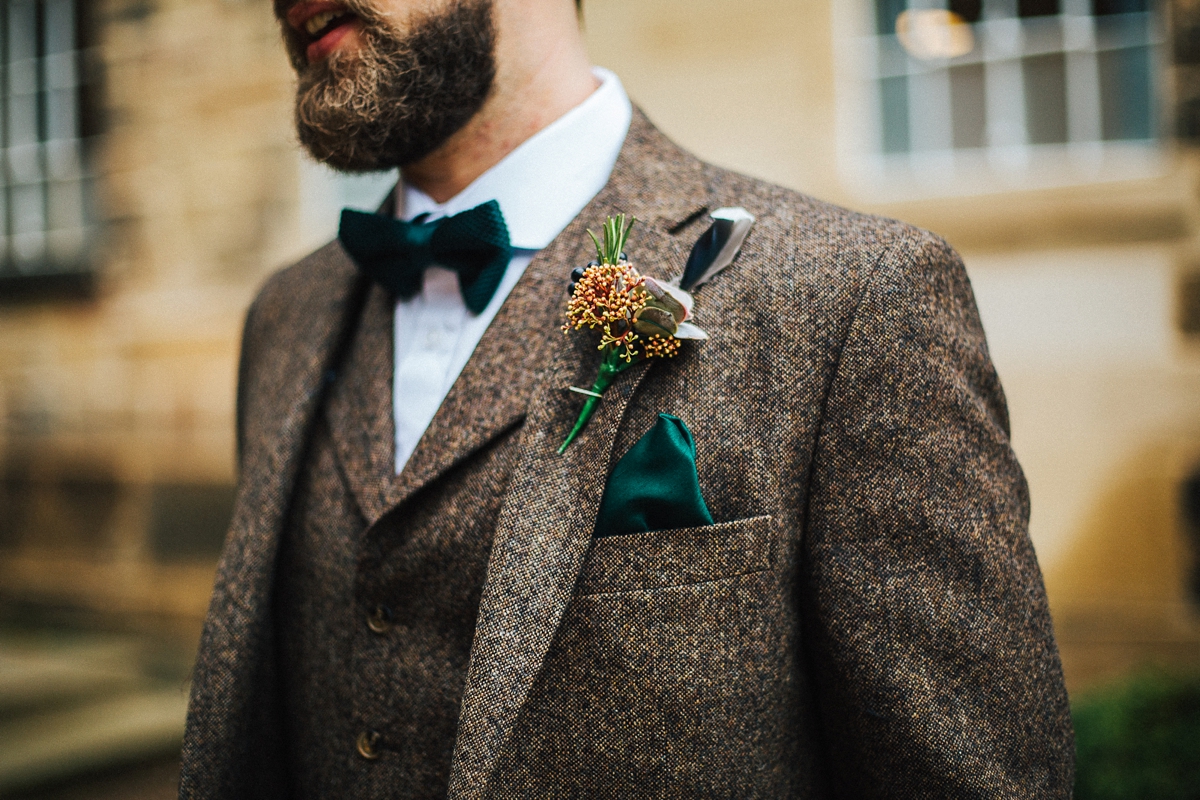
[
  {"x1": 587, "y1": 260, "x2": 600, "y2": 268},
  {"x1": 567, "y1": 282, "x2": 577, "y2": 296},
  {"x1": 570, "y1": 266, "x2": 585, "y2": 281}
]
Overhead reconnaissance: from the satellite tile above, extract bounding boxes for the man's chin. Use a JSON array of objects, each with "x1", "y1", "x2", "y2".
[{"x1": 292, "y1": 0, "x2": 497, "y2": 173}]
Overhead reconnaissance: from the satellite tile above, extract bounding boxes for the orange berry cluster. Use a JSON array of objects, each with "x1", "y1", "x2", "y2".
[
  {"x1": 563, "y1": 262, "x2": 680, "y2": 361},
  {"x1": 564, "y1": 263, "x2": 644, "y2": 331},
  {"x1": 640, "y1": 335, "x2": 681, "y2": 359}
]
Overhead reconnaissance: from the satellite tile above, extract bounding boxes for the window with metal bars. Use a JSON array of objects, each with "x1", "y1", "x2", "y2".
[
  {"x1": 839, "y1": 0, "x2": 1163, "y2": 194},
  {"x1": 0, "y1": 0, "x2": 97, "y2": 295}
]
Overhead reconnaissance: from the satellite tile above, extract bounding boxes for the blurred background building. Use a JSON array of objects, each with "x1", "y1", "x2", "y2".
[{"x1": 0, "y1": 0, "x2": 1197, "y2": 794}]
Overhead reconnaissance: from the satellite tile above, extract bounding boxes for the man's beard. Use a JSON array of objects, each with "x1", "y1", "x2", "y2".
[{"x1": 283, "y1": 0, "x2": 497, "y2": 172}]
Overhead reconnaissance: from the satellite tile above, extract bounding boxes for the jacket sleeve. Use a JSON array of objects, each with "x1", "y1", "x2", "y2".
[
  {"x1": 799, "y1": 232, "x2": 1075, "y2": 798},
  {"x1": 234, "y1": 293, "x2": 262, "y2": 470}
]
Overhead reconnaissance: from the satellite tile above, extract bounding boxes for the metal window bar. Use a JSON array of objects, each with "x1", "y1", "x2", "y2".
[
  {"x1": 869, "y1": 0, "x2": 1161, "y2": 168},
  {"x1": 0, "y1": 0, "x2": 88, "y2": 280}
]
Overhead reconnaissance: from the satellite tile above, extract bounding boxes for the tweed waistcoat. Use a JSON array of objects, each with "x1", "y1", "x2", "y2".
[
  {"x1": 182, "y1": 111, "x2": 1075, "y2": 799},
  {"x1": 276, "y1": 284, "x2": 522, "y2": 798}
]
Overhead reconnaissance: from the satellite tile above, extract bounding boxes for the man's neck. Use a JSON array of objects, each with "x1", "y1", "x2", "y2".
[{"x1": 399, "y1": 7, "x2": 598, "y2": 204}]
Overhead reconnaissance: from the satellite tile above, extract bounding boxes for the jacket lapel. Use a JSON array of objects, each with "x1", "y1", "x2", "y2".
[
  {"x1": 378, "y1": 221, "x2": 584, "y2": 514},
  {"x1": 183, "y1": 242, "x2": 369, "y2": 792},
  {"x1": 230, "y1": 240, "x2": 368, "y2": 580},
  {"x1": 447, "y1": 110, "x2": 711, "y2": 800},
  {"x1": 323, "y1": 201, "x2": 603, "y2": 524}
]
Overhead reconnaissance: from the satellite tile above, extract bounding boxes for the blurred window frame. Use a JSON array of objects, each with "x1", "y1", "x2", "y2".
[
  {"x1": 834, "y1": 0, "x2": 1168, "y2": 200},
  {"x1": 0, "y1": 0, "x2": 99, "y2": 298}
]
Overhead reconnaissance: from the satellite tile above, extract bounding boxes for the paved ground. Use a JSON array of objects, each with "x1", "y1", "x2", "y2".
[
  {"x1": 7, "y1": 756, "x2": 181, "y2": 800},
  {"x1": 0, "y1": 623, "x2": 191, "y2": 799}
]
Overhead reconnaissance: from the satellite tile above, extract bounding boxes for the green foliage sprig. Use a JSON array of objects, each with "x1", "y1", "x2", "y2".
[{"x1": 587, "y1": 214, "x2": 636, "y2": 265}]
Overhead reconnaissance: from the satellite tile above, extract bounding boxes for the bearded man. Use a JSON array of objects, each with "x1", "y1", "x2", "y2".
[{"x1": 179, "y1": 0, "x2": 1075, "y2": 796}]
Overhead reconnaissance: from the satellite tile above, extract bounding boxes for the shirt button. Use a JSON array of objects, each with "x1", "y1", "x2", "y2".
[
  {"x1": 367, "y1": 604, "x2": 393, "y2": 634},
  {"x1": 356, "y1": 730, "x2": 382, "y2": 760}
]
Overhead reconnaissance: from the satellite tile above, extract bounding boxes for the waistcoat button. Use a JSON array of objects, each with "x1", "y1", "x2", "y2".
[
  {"x1": 356, "y1": 730, "x2": 382, "y2": 760},
  {"x1": 367, "y1": 604, "x2": 393, "y2": 634}
]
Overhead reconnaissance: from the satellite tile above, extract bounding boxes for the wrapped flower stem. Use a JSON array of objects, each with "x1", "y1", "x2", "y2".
[{"x1": 558, "y1": 349, "x2": 633, "y2": 454}]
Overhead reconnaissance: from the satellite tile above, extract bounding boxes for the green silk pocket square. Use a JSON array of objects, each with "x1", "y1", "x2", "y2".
[{"x1": 593, "y1": 413, "x2": 714, "y2": 538}]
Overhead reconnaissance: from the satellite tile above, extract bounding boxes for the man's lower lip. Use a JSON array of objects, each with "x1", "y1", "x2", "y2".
[{"x1": 306, "y1": 20, "x2": 356, "y2": 62}]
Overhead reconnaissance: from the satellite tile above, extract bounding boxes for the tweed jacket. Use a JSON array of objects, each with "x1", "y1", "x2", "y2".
[{"x1": 180, "y1": 110, "x2": 1074, "y2": 798}]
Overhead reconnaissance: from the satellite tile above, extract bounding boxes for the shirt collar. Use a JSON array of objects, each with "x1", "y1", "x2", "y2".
[{"x1": 398, "y1": 66, "x2": 633, "y2": 251}]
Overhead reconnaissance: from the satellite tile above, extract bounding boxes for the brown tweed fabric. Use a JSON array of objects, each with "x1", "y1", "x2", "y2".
[
  {"x1": 276, "y1": 283, "x2": 525, "y2": 797},
  {"x1": 180, "y1": 109, "x2": 1074, "y2": 799}
]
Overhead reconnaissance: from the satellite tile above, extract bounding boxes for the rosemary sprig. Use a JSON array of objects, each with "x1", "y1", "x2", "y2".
[{"x1": 587, "y1": 214, "x2": 636, "y2": 265}]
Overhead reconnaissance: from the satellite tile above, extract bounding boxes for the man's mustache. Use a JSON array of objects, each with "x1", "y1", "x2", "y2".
[{"x1": 275, "y1": 0, "x2": 382, "y2": 27}]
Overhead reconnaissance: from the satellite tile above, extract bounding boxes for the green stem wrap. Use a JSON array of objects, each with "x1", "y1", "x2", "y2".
[{"x1": 558, "y1": 349, "x2": 631, "y2": 454}]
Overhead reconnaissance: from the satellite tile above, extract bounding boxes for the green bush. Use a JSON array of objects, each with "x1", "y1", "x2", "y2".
[{"x1": 1073, "y1": 670, "x2": 1200, "y2": 800}]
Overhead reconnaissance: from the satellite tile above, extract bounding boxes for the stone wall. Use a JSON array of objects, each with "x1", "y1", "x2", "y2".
[
  {"x1": 0, "y1": 0, "x2": 309, "y2": 637},
  {"x1": 586, "y1": 0, "x2": 1200, "y2": 691}
]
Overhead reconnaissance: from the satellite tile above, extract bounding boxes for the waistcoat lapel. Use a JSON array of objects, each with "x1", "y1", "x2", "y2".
[
  {"x1": 447, "y1": 110, "x2": 712, "y2": 800},
  {"x1": 324, "y1": 283, "x2": 399, "y2": 524}
]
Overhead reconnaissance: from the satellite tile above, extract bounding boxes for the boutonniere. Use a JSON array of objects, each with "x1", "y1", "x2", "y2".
[{"x1": 558, "y1": 215, "x2": 707, "y2": 453}]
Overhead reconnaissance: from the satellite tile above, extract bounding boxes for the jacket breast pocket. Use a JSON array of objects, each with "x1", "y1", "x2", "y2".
[{"x1": 575, "y1": 514, "x2": 774, "y2": 596}]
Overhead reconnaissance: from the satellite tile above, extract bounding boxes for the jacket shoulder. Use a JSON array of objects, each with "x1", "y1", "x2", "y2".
[
  {"x1": 703, "y1": 162, "x2": 950, "y2": 275},
  {"x1": 687, "y1": 161, "x2": 962, "y2": 321},
  {"x1": 628, "y1": 109, "x2": 933, "y2": 273},
  {"x1": 244, "y1": 241, "x2": 355, "y2": 339},
  {"x1": 235, "y1": 240, "x2": 364, "y2": 458}
]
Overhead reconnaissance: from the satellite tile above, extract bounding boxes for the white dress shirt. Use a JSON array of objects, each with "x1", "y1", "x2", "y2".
[{"x1": 391, "y1": 67, "x2": 633, "y2": 472}]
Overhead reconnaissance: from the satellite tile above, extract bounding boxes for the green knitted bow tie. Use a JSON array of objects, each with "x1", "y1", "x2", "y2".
[{"x1": 338, "y1": 200, "x2": 513, "y2": 314}]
